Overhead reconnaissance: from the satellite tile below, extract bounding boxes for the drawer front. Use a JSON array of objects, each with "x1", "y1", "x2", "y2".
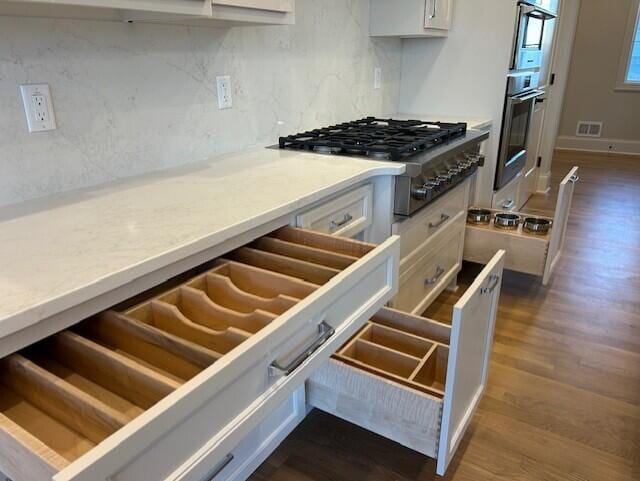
[
  {"x1": 296, "y1": 184, "x2": 373, "y2": 239},
  {"x1": 393, "y1": 181, "x2": 468, "y2": 265},
  {"x1": 0, "y1": 227, "x2": 399, "y2": 481},
  {"x1": 392, "y1": 219, "x2": 465, "y2": 315},
  {"x1": 213, "y1": 0, "x2": 294, "y2": 13},
  {"x1": 176, "y1": 388, "x2": 305, "y2": 481},
  {"x1": 466, "y1": 166, "x2": 578, "y2": 286},
  {"x1": 308, "y1": 251, "x2": 505, "y2": 476},
  {"x1": 464, "y1": 222, "x2": 548, "y2": 277},
  {"x1": 492, "y1": 173, "x2": 521, "y2": 211}
]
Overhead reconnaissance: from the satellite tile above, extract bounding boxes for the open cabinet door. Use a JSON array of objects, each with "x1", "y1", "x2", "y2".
[
  {"x1": 436, "y1": 250, "x2": 505, "y2": 475},
  {"x1": 542, "y1": 166, "x2": 579, "y2": 285}
]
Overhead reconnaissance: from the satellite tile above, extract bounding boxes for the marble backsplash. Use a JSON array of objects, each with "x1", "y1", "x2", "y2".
[{"x1": 0, "y1": 0, "x2": 402, "y2": 207}]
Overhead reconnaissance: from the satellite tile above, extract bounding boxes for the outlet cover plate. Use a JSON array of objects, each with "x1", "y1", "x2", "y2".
[
  {"x1": 374, "y1": 67, "x2": 382, "y2": 90},
  {"x1": 20, "y1": 84, "x2": 57, "y2": 132},
  {"x1": 216, "y1": 75, "x2": 233, "y2": 110}
]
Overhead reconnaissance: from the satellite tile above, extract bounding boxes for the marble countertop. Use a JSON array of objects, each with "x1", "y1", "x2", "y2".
[{"x1": 0, "y1": 148, "x2": 404, "y2": 340}]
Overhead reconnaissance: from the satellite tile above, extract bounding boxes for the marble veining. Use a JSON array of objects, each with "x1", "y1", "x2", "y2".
[
  {"x1": 0, "y1": 148, "x2": 404, "y2": 338},
  {"x1": 0, "y1": 0, "x2": 402, "y2": 207}
]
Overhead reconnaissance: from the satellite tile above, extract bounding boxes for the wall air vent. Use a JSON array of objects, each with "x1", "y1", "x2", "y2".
[{"x1": 576, "y1": 121, "x2": 603, "y2": 138}]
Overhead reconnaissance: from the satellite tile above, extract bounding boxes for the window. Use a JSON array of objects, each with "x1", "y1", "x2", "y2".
[{"x1": 618, "y1": 0, "x2": 640, "y2": 90}]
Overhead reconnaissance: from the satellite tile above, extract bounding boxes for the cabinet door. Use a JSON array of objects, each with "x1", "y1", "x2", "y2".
[
  {"x1": 542, "y1": 167, "x2": 579, "y2": 285},
  {"x1": 213, "y1": 0, "x2": 293, "y2": 12},
  {"x1": 436, "y1": 250, "x2": 505, "y2": 475},
  {"x1": 424, "y1": 0, "x2": 453, "y2": 30}
]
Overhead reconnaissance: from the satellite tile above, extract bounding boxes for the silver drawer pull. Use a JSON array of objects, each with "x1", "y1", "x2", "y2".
[
  {"x1": 429, "y1": 0, "x2": 437, "y2": 19},
  {"x1": 330, "y1": 213, "x2": 354, "y2": 230},
  {"x1": 204, "y1": 453, "x2": 234, "y2": 481},
  {"x1": 425, "y1": 266, "x2": 445, "y2": 285},
  {"x1": 269, "y1": 321, "x2": 335, "y2": 377},
  {"x1": 501, "y1": 199, "x2": 515, "y2": 209},
  {"x1": 428, "y1": 213, "x2": 450, "y2": 229},
  {"x1": 570, "y1": 175, "x2": 580, "y2": 184},
  {"x1": 480, "y1": 274, "x2": 501, "y2": 294}
]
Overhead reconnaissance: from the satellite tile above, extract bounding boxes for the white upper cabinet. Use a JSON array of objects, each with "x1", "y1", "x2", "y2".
[
  {"x1": 370, "y1": 0, "x2": 454, "y2": 38},
  {"x1": 423, "y1": 0, "x2": 453, "y2": 30},
  {"x1": 0, "y1": 0, "x2": 295, "y2": 26},
  {"x1": 213, "y1": 0, "x2": 293, "y2": 12}
]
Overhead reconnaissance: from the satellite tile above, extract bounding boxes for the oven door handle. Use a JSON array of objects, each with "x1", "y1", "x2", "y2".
[{"x1": 511, "y1": 90, "x2": 545, "y2": 104}]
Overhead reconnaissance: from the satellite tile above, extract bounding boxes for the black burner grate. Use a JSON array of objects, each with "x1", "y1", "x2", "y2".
[{"x1": 278, "y1": 117, "x2": 467, "y2": 161}]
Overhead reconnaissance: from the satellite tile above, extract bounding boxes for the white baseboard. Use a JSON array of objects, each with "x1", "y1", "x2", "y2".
[
  {"x1": 556, "y1": 136, "x2": 640, "y2": 155},
  {"x1": 536, "y1": 171, "x2": 551, "y2": 193}
]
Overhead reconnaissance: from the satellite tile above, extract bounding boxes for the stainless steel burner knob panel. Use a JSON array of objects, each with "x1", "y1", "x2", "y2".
[{"x1": 411, "y1": 180, "x2": 440, "y2": 201}]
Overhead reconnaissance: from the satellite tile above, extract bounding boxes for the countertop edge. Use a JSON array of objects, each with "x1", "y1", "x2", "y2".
[{"x1": 0, "y1": 162, "x2": 404, "y2": 340}]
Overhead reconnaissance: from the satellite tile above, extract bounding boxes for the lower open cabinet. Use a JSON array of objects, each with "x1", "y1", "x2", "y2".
[
  {"x1": 307, "y1": 250, "x2": 505, "y2": 475},
  {"x1": 464, "y1": 166, "x2": 579, "y2": 285}
]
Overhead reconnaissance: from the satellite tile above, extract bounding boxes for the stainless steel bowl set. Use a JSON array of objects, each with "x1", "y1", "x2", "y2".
[{"x1": 467, "y1": 208, "x2": 552, "y2": 234}]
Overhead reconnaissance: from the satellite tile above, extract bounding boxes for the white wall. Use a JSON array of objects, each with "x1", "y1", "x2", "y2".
[
  {"x1": 0, "y1": 0, "x2": 402, "y2": 207},
  {"x1": 558, "y1": 0, "x2": 640, "y2": 150},
  {"x1": 398, "y1": 0, "x2": 517, "y2": 206}
]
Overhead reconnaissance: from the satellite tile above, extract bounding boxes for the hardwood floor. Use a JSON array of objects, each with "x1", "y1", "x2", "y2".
[{"x1": 250, "y1": 150, "x2": 640, "y2": 481}]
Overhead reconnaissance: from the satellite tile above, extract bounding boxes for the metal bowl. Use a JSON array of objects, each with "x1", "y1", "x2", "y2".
[
  {"x1": 494, "y1": 213, "x2": 520, "y2": 230},
  {"x1": 523, "y1": 217, "x2": 552, "y2": 235},
  {"x1": 467, "y1": 208, "x2": 492, "y2": 225}
]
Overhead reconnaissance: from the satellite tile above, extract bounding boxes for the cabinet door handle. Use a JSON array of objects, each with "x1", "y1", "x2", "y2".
[
  {"x1": 330, "y1": 213, "x2": 353, "y2": 230},
  {"x1": 269, "y1": 321, "x2": 334, "y2": 377},
  {"x1": 501, "y1": 199, "x2": 515, "y2": 210},
  {"x1": 204, "y1": 453, "x2": 234, "y2": 481},
  {"x1": 428, "y1": 213, "x2": 450, "y2": 229},
  {"x1": 480, "y1": 274, "x2": 501, "y2": 295},
  {"x1": 425, "y1": 266, "x2": 445, "y2": 285},
  {"x1": 429, "y1": 0, "x2": 437, "y2": 19}
]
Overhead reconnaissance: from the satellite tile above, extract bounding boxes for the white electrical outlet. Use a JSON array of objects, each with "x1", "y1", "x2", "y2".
[
  {"x1": 20, "y1": 84, "x2": 57, "y2": 132},
  {"x1": 216, "y1": 75, "x2": 233, "y2": 109},
  {"x1": 374, "y1": 67, "x2": 382, "y2": 90}
]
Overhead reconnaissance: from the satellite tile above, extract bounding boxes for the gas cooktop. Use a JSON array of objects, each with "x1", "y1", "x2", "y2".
[
  {"x1": 278, "y1": 117, "x2": 468, "y2": 161},
  {"x1": 277, "y1": 117, "x2": 488, "y2": 217}
]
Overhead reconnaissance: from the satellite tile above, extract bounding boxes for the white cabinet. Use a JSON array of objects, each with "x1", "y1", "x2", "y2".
[
  {"x1": 0, "y1": 0, "x2": 295, "y2": 26},
  {"x1": 423, "y1": 0, "x2": 453, "y2": 31},
  {"x1": 492, "y1": 172, "x2": 522, "y2": 212},
  {"x1": 518, "y1": 95, "x2": 547, "y2": 209},
  {"x1": 295, "y1": 185, "x2": 374, "y2": 242},
  {"x1": 213, "y1": 0, "x2": 292, "y2": 12},
  {"x1": 207, "y1": 0, "x2": 294, "y2": 25},
  {"x1": 370, "y1": 0, "x2": 453, "y2": 38}
]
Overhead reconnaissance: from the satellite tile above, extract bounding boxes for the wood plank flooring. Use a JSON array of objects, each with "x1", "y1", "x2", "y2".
[{"x1": 250, "y1": 150, "x2": 640, "y2": 481}]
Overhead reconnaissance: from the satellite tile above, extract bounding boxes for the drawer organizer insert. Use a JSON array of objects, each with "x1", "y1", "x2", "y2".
[
  {"x1": 0, "y1": 226, "x2": 381, "y2": 479},
  {"x1": 335, "y1": 307, "x2": 451, "y2": 398}
]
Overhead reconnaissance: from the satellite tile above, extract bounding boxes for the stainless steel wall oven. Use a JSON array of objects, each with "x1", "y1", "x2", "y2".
[
  {"x1": 511, "y1": 1, "x2": 556, "y2": 72},
  {"x1": 495, "y1": 72, "x2": 544, "y2": 190}
]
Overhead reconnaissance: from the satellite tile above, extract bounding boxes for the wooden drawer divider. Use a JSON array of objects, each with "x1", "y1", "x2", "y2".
[
  {"x1": 0, "y1": 226, "x2": 390, "y2": 480},
  {"x1": 333, "y1": 308, "x2": 453, "y2": 398},
  {"x1": 192, "y1": 273, "x2": 299, "y2": 315}
]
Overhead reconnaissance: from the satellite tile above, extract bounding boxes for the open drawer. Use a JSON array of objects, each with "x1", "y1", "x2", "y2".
[
  {"x1": 0, "y1": 226, "x2": 399, "y2": 481},
  {"x1": 464, "y1": 166, "x2": 579, "y2": 285},
  {"x1": 307, "y1": 250, "x2": 505, "y2": 476}
]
